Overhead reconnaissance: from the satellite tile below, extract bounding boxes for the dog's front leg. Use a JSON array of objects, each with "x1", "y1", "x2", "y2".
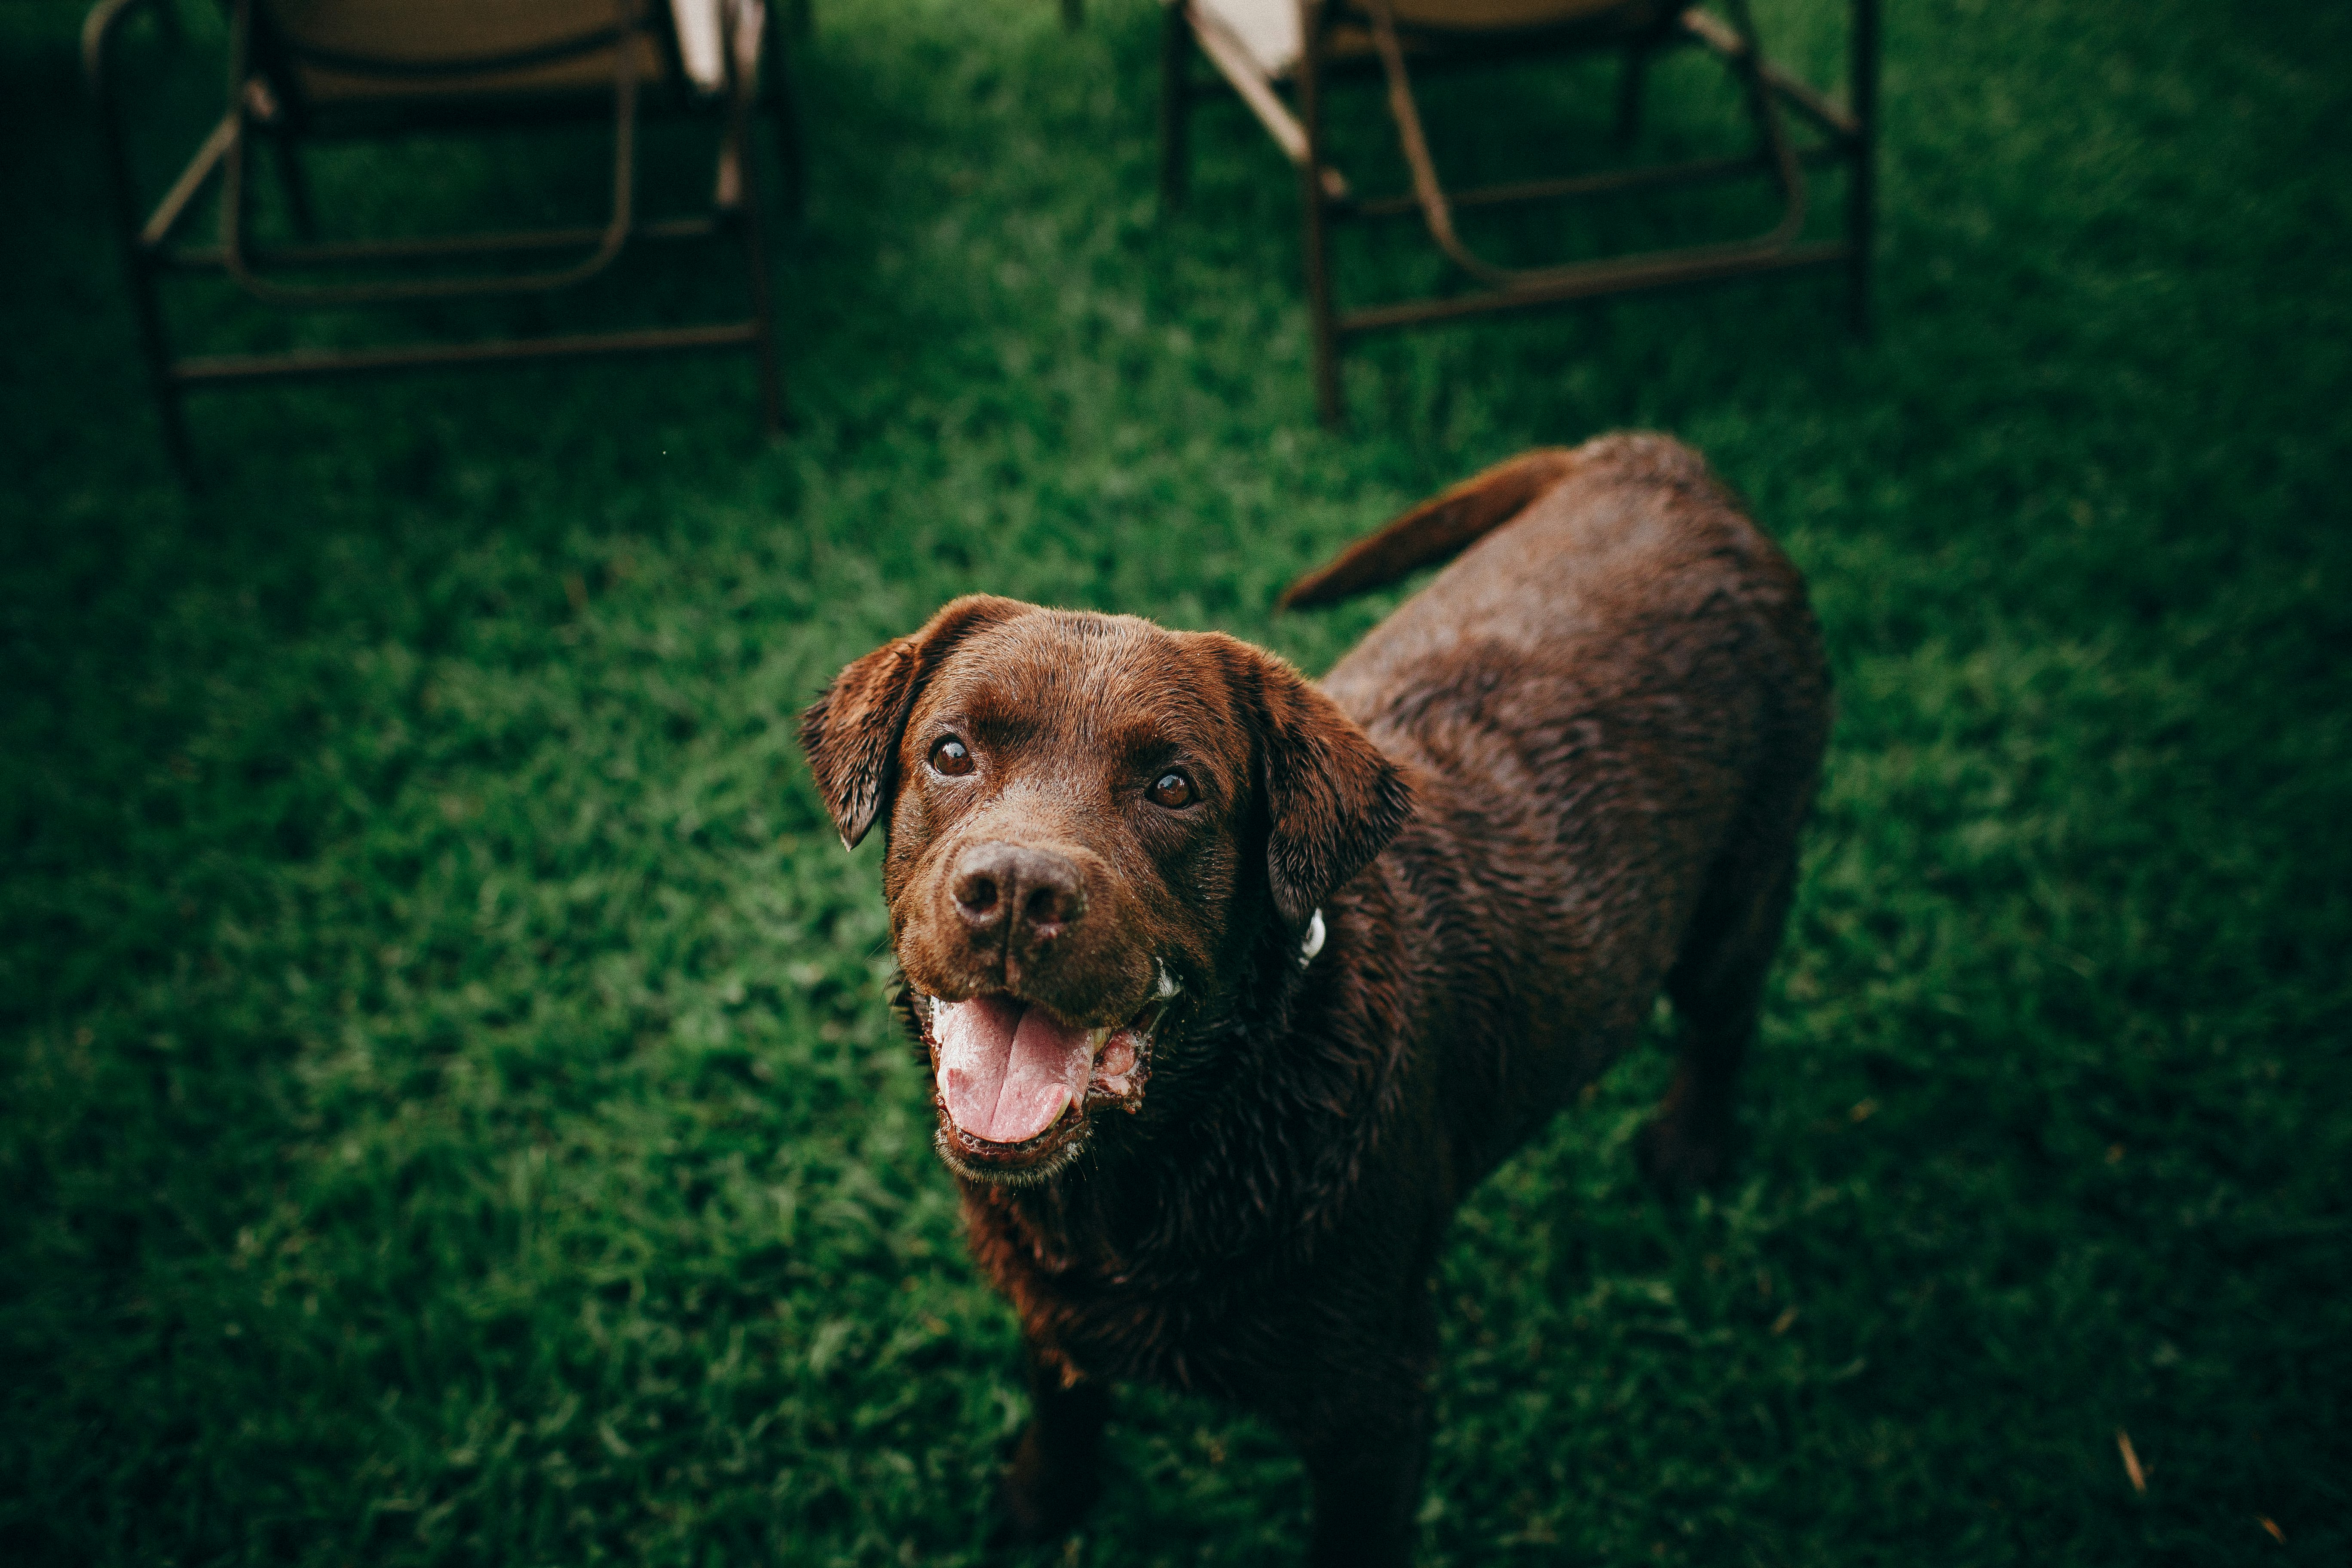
[
  {"x1": 1296, "y1": 1393, "x2": 1433, "y2": 1568},
  {"x1": 992, "y1": 1337, "x2": 1110, "y2": 1545},
  {"x1": 1289, "y1": 1301, "x2": 1437, "y2": 1568}
]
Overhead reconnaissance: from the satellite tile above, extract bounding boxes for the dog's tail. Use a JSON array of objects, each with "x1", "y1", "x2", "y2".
[{"x1": 1278, "y1": 447, "x2": 1582, "y2": 610}]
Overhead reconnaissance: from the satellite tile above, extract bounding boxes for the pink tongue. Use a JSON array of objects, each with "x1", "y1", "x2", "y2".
[{"x1": 933, "y1": 997, "x2": 1096, "y2": 1145}]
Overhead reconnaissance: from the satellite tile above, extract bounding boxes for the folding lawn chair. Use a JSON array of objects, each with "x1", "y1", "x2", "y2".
[
  {"x1": 84, "y1": 0, "x2": 802, "y2": 479},
  {"x1": 1160, "y1": 0, "x2": 1878, "y2": 423}
]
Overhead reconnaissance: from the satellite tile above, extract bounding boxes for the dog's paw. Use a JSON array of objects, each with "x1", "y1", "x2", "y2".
[{"x1": 1633, "y1": 1112, "x2": 1735, "y2": 1193}]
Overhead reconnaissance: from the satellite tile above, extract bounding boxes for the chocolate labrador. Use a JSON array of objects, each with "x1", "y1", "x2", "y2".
[{"x1": 799, "y1": 433, "x2": 1830, "y2": 1564}]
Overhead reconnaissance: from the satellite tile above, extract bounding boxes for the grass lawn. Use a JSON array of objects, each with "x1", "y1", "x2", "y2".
[{"x1": 3, "y1": 0, "x2": 2347, "y2": 1562}]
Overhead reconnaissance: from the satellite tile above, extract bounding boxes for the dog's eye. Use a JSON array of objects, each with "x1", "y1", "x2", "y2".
[
  {"x1": 930, "y1": 737, "x2": 974, "y2": 777},
  {"x1": 1149, "y1": 771, "x2": 1194, "y2": 809}
]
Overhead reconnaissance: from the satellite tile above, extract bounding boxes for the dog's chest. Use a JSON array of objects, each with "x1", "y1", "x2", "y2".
[{"x1": 965, "y1": 1191, "x2": 1316, "y2": 1396}]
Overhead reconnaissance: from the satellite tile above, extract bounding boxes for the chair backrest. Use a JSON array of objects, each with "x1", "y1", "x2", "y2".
[{"x1": 257, "y1": 0, "x2": 669, "y2": 104}]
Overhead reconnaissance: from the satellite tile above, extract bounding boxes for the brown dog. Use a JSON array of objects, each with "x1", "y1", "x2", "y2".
[{"x1": 799, "y1": 433, "x2": 1830, "y2": 1565}]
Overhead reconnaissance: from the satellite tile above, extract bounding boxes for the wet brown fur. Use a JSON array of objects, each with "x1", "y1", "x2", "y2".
[{"x1": 799, "y1": 433, "x2": 1831, "y2": 1565}]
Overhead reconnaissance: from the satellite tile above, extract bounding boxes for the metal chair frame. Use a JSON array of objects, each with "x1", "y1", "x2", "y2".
[
  {"x1": 1161, "y1": 0, "x2": 1879, "y2": 423},
  {"x1": 84, "y1": 0, "x2": 803, "y2": 480}
]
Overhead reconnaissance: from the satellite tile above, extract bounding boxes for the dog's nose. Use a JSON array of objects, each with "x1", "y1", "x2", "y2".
[{"x1": 951, "y1": 842, "x2": 1087, "y2": 943}]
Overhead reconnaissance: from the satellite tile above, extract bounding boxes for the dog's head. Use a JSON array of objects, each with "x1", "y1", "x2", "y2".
[{"x1": 800, "y1": 596, "x2": 1410, "y2": 1184}]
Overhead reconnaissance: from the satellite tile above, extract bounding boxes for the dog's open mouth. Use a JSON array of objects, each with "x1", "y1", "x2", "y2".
[{"x1": 918, "y1": 978, "x2": 1172, "y2": 1182}]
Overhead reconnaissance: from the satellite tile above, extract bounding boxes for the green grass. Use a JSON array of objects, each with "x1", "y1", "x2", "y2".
[{"x1": 3, "y1": 0, "x2": 2348, "y2": 1562}]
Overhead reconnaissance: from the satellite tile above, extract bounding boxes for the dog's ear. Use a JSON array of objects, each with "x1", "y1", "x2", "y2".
[
  {"x1": 800, "y1": 595, "x2": 1029, "y2": 849},
  {"x1": 1209, "y1": 636, "x2": 1413, "y2": 925}
]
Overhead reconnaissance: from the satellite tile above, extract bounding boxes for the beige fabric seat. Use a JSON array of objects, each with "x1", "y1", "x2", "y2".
[{"x1": 263, "y1": 0, "x2": 667, "y2": 103}]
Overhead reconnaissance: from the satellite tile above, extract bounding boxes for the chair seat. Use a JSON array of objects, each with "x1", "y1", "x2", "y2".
[
  {"x1": 1383, "y1": 0, "x2": 1667, "y2": 29},
  {"x1": 289, "y1": 40, "x2": 670, "y2": 104},
  {"x1": 1191, "y1": 0, "x2": 1670, "y2": 80},
  {"x1": 265, "y1": 0, "x2": 673, "y2": 104}
]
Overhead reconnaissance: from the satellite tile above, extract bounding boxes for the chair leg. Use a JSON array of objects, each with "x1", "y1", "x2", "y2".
[
  {"x1": 1304, "y1": 185, "x2": 1341, "y2": 428},
  {"x1": 1158, "y1": 3, "x2": 1190, "y2": 210},
  {"x1": 727, "y1": 46, "x2": 787, "y2": 432},
  {"x1": 87, "y1": 0, "x2": 201, "y2": 482},
  {"x1": 128, "y1": 246, "x2": 196, "y2": 483},
  {"x1": 1613, "y1": 44, "x2": 1648, "y2": 146},
  {"x1": 270, "y1": 130, "x2": 317, "y2": 240},
  {"x1": 1298, "y1": 9, "x2": 1342, "y2": 427},
  {"x1": 1846, "y1": 0, "x2": 1879, "y2": 335},
  {"x1": 764, "y1": 5, "x2": 806, "y2": 225}
]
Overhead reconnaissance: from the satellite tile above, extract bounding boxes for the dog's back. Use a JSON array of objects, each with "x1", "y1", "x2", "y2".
[{"x1": 1303, "y1": 433, "x2": 1831, "y2": 1192}]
